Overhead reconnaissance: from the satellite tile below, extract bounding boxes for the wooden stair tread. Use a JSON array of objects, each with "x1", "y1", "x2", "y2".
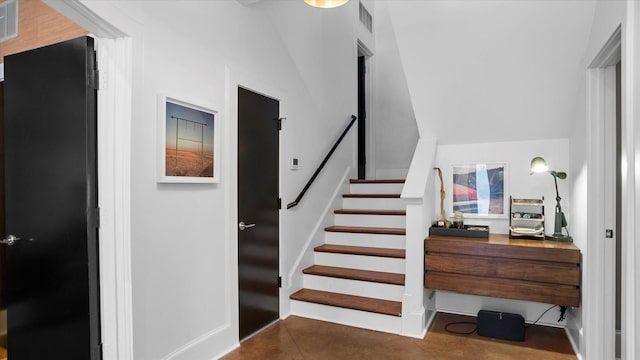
[
  {"x1": 303, "y1": 265, "x2": 405, "y2": 285},
  {"x1": 325, "y1": 225, "x2": 405, "y2": 235},
  {"x1": 290, "y1": 288, "x2": 402, "y2": 316},
  {"x1": 343, "y1": 193, "x2": 401, "y2": 198},
  {"x1": 350, "y1": 179, "x2": 405, "y2": 184},
  {"x1": 315, "y1": 244, "x2": 405, "y2": 258},
  {"x1": 334, "y1": 209, "x2": 406, "y2": 216}
]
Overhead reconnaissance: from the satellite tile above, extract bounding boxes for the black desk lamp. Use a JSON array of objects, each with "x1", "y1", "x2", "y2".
[{"x1": 530, "y1": 157, "x2": 573, "y2": 242}]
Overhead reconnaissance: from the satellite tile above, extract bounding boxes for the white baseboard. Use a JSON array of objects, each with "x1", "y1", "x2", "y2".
[
  {"x1": 565, "y1": 326, "x2": 584, "y2": 360},
  {"x1": 161, "y1": 323, "x2": 231, "y2": 360}
]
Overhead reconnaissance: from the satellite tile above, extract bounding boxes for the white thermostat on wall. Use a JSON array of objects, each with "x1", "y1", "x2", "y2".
[{"x1": 290, "y1": 157, "x2": 301, "y2": 170}]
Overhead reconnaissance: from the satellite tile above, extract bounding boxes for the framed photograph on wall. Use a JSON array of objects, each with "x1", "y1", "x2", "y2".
[
  {"x1": 157, "y1": 94, "x2": 219, "y2": 183},
  {"x1": 450, "y1": 163, "x2": 507, "y2": 218}
]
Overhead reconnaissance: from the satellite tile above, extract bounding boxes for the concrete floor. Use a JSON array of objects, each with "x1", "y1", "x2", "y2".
[{"x1": 222, "y1": 312, "x2": 577, "y2": 360}]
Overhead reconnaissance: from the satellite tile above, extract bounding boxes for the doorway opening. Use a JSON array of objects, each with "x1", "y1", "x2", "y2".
[
  {"x1": 237, "y1": 87, "x2": 280, "y2": 341},
  {"x1": 357, "y1": 41, "x2": 373, "y2": 180}
]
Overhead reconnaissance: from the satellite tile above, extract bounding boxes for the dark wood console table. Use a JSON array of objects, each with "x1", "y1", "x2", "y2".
[{"x1": 424, "y1": 233, "x2": 581, "y2": 307}]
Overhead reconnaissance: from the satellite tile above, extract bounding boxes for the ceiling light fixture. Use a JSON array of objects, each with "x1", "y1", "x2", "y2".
[{"x1": 304, "y1": 0, "x2": 349, "y2": 9}]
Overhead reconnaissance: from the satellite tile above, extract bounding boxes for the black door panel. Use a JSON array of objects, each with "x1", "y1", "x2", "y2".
[
  {"x1": 238, "y1": 87, "x2": 279, "y2": 340},
  {"x1": 4, "y1": 36, "x2": 101, "y2": 360}
]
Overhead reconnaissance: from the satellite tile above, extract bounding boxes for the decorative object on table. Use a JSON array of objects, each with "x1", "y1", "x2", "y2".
[
  {"x1": 157, "y1": 94, "x2": 219, "y2": 183},
  {"x1": 428, "y1": 224, "x2": 489, "y2": 238},
  {"x1": 529, "y1": 157, "x2": 572, "y2": 242},
  {"x1": 451, "y1": 211, "x2": 464, "y2": 229},
  {"x1": 451, "y1": 163, "x2": 507, "y2": 218},
  {"x1": 433, "y1": 167, "x2": 449, "y2": 227},
  {"x1": 509, "y1": 197, "x2": 545, "y2": 240}
]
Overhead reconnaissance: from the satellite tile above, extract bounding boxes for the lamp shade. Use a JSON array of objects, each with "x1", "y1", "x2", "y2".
[
  {"x1": 530, "y1": 157, "x2": 549, "y2": 173},
  {"x1": 304, "y1": 0, "x2": 349, "y2": 8}
]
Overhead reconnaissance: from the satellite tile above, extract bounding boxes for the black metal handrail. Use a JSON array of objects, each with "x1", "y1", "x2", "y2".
[{"x1": 287, "y1": 115, "x2": 358, "y2": 209}]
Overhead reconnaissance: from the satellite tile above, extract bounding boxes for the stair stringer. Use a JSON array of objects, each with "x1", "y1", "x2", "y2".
[{"x1": 285, "y1": 166, "x2": 355, "y2": 312}]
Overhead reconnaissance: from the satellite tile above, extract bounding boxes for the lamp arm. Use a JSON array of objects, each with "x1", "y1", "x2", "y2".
[{"x1": 553, "y1": 173, "x2": 561, "y2": 212}]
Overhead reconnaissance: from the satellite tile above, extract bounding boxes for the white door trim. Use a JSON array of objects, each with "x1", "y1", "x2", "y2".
[
  {"x1": 585, "y1": 25, "x2": 620, "y2": 360},
  {"x1": 622, "y1": 2, "x2": 640, "y2": 358},
  {"x1": 42, "y1": 1, "x2": 134, "y2": 359},
  {"x1": 227, "y1": 66, "x2": 289, "y2": 340},
  {"x1": 586, "y1": 19, "x2": 640, "y2": 360},
  {"x1": 95, "y1": 37, "x2": 134, "y2": 360}
]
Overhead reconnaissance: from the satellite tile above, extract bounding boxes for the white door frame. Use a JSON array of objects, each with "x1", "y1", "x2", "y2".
[
  {"x1": 586, "y1": 18, "x2": 639, "y2": 360},
  {"x1": 621, "y1": 3, "x2": 640, "y2": 358},
  {"x1": 42, "y1": 1, "x2": 134, "y2": 359},
  {"x1": 586, "y1": 25, "x2": 619, "y2": 360},
  {"x1": 586, "y1": 26, "x2": 619, "y2": 359}
]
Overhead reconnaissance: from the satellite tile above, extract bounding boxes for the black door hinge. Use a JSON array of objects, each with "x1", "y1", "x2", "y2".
[
  {"x1": 606, "y1": 229, "x2": 614, "y2": 238},
  {"x1": 274, "y1": 117, "x2": 285, "y2": 131},
  {"x1": 278, "y1": 276, "x2": 282, "y2": 288},
  {"x1": 278, "y1": 198, "x2": 282, "y2": 210}
]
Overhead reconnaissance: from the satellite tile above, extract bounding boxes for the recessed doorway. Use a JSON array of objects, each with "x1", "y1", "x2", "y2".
[{"x1": 237, "y1": 87, "x2": 281, "y2": 341}]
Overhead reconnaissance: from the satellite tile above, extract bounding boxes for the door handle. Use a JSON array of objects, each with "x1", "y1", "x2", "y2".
[
  {"x1": 0, "y1": 234, "x2": 33, "y2": 246},
  {"x1": 238, "y1": 222, "x2": 256, "y2": 231}
]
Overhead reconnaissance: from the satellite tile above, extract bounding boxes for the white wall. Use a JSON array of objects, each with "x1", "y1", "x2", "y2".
[
  {"x1": 386, "y1": 0, "x2": 596, "y2": 144},
  {"x1": 569, "y1": 1, "x2": 631, "y2": 358},
  {"x1": 435, "y1": 139, "x2": 570, "y2": 235},
  {"x1": 78, "y1": 1, "x2": 365, "y2": 359},
  {"x1": 371, "y1": 2, "x2": 418, "y2": 179}
]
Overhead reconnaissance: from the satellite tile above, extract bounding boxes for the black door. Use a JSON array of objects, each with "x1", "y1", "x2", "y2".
[
  {"x1": 357, "y1": 56, "x2": 366, "y2": 179},
  {"x1": 0, "y1": 81, "x2": 6, "y2": 315},
  {"x1": 237, "y1": 87, "x2": 279, "y2": 341},
  {"x1": 4, "y1": 37, "x2": 101, "y2": 359}
]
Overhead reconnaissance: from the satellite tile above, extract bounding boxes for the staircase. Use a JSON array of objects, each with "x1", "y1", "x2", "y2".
[{"x1": 290, "y1": 179, "x2": 407, "y2": 334}]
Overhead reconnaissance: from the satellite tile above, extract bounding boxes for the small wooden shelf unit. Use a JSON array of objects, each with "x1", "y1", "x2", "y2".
[{"x1": 424, "y1": 234, "x2": 581, "y2": 307}]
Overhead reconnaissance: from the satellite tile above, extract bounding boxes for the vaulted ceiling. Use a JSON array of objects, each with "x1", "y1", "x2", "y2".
[{"x1": 386, "y1": 0, "x2": 597, "y2": 144}]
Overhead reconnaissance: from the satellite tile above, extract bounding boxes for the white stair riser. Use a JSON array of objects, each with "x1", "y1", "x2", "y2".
[
  {"x1": 302, "y1": 274, "x2": 404, "y2": 301},
  {"x1": 342, "y1": 197, "x2": 405, "y2": 210},
  {"x1": 324, "y1": 232, "x2": 405, "y2": 249},
  {"x1": 349, "y1": 183, "x2": 404, "y2": 194},
  {"x1": 290, "y1": 300, "x2": 402, "y2": 334},
  {"x1": 314, "y1": 252, "x2": 405, "y2": 273},
  {"x1": 333, "y1": 214, "x2": 406, "y2": 228}
]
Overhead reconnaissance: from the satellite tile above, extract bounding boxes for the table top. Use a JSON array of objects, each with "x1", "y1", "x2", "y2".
[{"x1": 427, "y1": 233, "x2": 580, "y2": 251}]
